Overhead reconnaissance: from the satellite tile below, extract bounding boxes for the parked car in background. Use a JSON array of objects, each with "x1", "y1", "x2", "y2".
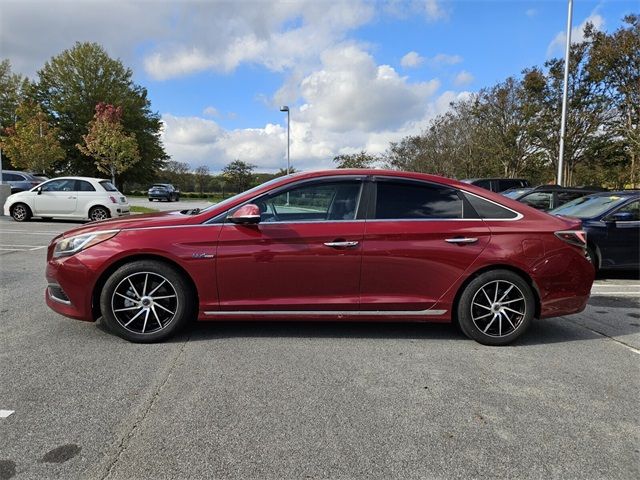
[
  {"x1": 0, "y1": 170, "x2": 43, "y2": 193},
  {"x1": 4, "y1": 177, "x2": 130, "y2": 222},
  {"x1": 551, "y1": 190, "x2": 640, "y2": 271},
  {"x1": 45, "y1": 169, "x2": 594, "y2": 346},
  {"x1": 461, "y1": 178, "x2": 530, "y2": 193},
  {"x1": 503, "y1": 185, "x2": 606, "y2": 211},
  {"x1": 148, "y1": 184, "x2": 180, "y2": 202}
]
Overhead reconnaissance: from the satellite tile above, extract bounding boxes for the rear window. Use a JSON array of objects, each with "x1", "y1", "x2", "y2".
[
  {"x1": 100, "y1": 181, "x2": 118, "y2": 192},
  {"x1": 463, "y1": 192, "x2": 519, "y2": 219},
  {"x1": 375, "y1": 181, "x2": 463, "y2": 219}
]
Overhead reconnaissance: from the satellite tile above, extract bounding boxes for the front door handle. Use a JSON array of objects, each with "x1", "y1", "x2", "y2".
[
  {"x1": 445, "y1": 237, "x2": 478, "y2": 244},
  {"x1": 324, "y1": 241, "x2": 359, "y2": 248}
]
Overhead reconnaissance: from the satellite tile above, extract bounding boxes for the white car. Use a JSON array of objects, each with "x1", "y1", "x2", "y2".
[{"x1": 3, "y1": 177, "x2": 130, "y2": 222}]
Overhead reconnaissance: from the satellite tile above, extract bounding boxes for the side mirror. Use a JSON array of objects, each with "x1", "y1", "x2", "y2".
[
  {"x1": 36, "y1": 186, "x2": 42, "y2": 195},
  {"x1": 606, "y1": 212, "x2": 634, "y2": 223},
  {"x1": 228, "y1": 204, "x2": 261, "y2": 225}
]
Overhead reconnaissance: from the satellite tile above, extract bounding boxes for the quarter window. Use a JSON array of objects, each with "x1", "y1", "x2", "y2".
[
  {"x1": 256, "y1": 180, "x2": 362, "y2": 223},
  {"x1": 76, "y1": 180, "x2": 96, "y2": 192},
  {"x1": 463, "y1": 192, "x2": 519, "y2": 219},
  {"x1": 374, "y1": 181, "x2": 463, "y2": 219}
]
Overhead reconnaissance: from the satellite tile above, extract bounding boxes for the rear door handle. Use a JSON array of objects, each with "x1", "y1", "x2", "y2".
[
  {"x1": 445, "y1": 237, "x2": 478, "y2": 244},
  {"x1": 324, "y1": 241, "x2": 359, "y2": 248}
]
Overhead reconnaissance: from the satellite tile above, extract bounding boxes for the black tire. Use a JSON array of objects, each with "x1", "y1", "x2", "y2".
[
  {"x1": 457, "y1": 270, "x2": 535, "y2": 346},
  {"x1": 89, "y1": 206, "x2": 110, "y2": 222},
  {"x1": 175, "y1": 195, "x2": 180, "y2": 202},
  {"x1": 587, "y1": 246, "x2": 599, "y2": 272},
  {"x1": 148, "y1": 198, "x2": 153, "y2": 202},
  {"x1": 100, "y1": 260, "x2": 195, "y2": 342},
  {"x1": 11, "y1": 203, "x2": 32, "y2": 222}
]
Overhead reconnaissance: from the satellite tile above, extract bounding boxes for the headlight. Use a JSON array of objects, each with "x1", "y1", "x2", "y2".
[{"x1": 53, "y1": 230, "x2": 119, "y2": 258}]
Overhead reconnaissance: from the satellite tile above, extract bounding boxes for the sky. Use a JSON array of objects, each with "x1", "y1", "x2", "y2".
[{"x1": 1, "y1": 0, "x2": 638, "y2": 173}]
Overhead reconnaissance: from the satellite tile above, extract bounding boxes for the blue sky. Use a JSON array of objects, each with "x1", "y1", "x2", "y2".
[{"x1": 2, "y1": 0, "x2": 638, "y2": 172}]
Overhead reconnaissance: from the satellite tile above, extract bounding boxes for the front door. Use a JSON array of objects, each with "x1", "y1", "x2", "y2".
[
  {"x1": 603, "y1": 200, "x2": 640, "y2": 268},
  {"x1": 215, "y1": 178, "x2": 366, "y2": 311},
  {"x1": 360, "y1": 178, "x2": 491, "y2": 311},
  {"x1": 34, "y1": 178, "x2": 78, "y2": 215}
]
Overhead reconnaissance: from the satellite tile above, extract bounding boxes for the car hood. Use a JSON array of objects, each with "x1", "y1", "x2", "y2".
[{"x1": 57, "y1": 210, "x2": 199, "y2": 238}]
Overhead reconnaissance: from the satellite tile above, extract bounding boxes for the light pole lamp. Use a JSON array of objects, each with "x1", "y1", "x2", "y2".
[{"x1": 280, "y1": 105, "x2": 290, "y2": 175}]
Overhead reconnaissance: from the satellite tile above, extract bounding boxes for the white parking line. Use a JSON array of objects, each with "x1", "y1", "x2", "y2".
[
  {"x1": 0, "y1": 410, "x2": 14, "y2": 418},
  {"x1": 591, "y1": 292, "x2": 639, "y2": 297}
]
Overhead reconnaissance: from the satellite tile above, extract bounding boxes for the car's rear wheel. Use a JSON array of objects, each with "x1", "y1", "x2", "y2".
[
  {"x1": 11, "y1": 203, "x2": 32, "y2": 222},
  {"x1": 100, "y1": 260, "x2": 195, "y2": 342},
  {"x1": 457, "y1": 270, "x2": 534, "y2": 346},
  {"x1": 89, "y1": 206, "x2": 110, "y2": 221}
]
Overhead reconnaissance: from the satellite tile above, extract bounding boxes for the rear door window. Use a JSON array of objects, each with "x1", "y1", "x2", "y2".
[{"x1": 374, "y1": 180, "x2": 463, "y2": 219}]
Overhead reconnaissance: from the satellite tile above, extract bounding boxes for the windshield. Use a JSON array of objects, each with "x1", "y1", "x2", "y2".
[
  {"x1": 100, "y1": 180, "x2": 118, "y2": 192},
  {"x1": 199, "y1": 176, "x2": 290, "y2": 214},
  {"x1": 502, "y1": 188, "x2": 531, "y2": 199},
  {"x1": 550, "y1": 194, "x2": 628, "y2": 218}
]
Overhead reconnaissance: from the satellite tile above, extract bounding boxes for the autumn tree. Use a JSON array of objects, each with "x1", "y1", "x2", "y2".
[
  {"x1": 77, "y1": 103, "x2": 140, "y2": 185},
  {"x1": 222, "y1": 160, "x2": 255, "y2": 193},
  {"x1": 0, "y1": 102, "x2": 65, "y2": 174},
  {"x1": 32, "y1": 42, "x2": 166, "y2": 181}
]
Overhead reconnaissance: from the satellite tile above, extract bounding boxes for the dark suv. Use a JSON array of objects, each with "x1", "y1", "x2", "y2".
[
  {"x1": 1, "y1": 170, "x2": 43, "y2": 193},
  {"x1": 503, "y1": 185, "x2": 606, "y2": 211},
  {"x1": 461, "y1": 178, "x2": 530, "y2": 193},
  {"x1": 148, "y1": 183, "x2": 180, "y2": 202}
]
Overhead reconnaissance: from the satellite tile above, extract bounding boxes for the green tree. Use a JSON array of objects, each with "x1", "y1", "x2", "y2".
[
  {"x1": 222, "y1": 160, "x2": 255, "y2": 193},
  {"x1": 77, "y1": 103, "x2": 140, "y2": 185},
  {"x1": 32, "y1": 42, "x2": 166, "y2": 182},
  {"x1": 274, "y1": 167, "x2": 298, "y2": 177},
  {"x1": 193, "y1": 165, "x2": 210, "y2": 194},
  {"x1": 333, "y1": 150, "x2": 377, "y2": 168},
  {"x1": 0, "y1": 102, "x2": 65, "y2": 174},
  {"x1": 586, "y1": 15, "x2": 640, "y2": 187},
  {"x1": 0, "y1": 60, "x2": 29, "y2": 131}
]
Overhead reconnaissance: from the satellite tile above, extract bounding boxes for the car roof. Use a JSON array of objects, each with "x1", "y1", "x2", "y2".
[
  {"x1": 586, "y1": 190, "x2": 639, "y2": 198},
  {"x1": 43, "y1": 176, "x2": 109, "y2": 182}
]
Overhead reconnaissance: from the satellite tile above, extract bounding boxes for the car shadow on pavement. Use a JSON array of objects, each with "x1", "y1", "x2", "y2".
[
  {"x1": 169, "y1": 316, "x2": 608, "y2": 347},
  {"x1": 596, "y1": 269, "x2": 640, "y2": 280}
]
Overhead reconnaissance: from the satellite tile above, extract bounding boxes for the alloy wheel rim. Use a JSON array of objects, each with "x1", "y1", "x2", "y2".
[
  {"x1": 470, "y1": 280, "x2": 526, "y2": 338},
  {"x1": 14, "y1": 205, "x2": 26, "y2": 220},
  {"x1": 92, "y1": 208, "x2": 108, "y2": 221},
  {"x1": 110, "y1": 272, "x2": 179, "y2": 334}
]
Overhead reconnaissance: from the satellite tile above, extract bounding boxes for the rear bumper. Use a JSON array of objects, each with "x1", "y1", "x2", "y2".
[{"x1": 107, "y1": 204, "x2": 130, "y2": 217}]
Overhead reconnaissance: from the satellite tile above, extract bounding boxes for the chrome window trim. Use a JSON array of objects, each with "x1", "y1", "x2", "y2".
[{"x1": 204, "y1": 308, "x2": 447, "y2": 316}]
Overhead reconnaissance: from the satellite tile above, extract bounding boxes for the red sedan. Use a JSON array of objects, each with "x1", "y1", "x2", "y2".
[{"x1": 45, "y1": 170, "x2": 594, "y2": 345}]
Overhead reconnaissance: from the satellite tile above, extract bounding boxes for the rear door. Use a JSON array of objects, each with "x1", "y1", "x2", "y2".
[
  {"x1": 34, "y1": 179, "x2": 77, "y2": 215},
  {"x1": 215, "y1": 177, "x2": 366, "y2": 312},
  {"x1": 359, "y1": 178, "x2": 491, "y2": 312},
  {"x1": 602, "y1": 200, "x2": 640, "y2": 268}
]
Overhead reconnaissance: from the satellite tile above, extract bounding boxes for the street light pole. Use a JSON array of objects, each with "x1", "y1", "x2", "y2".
[
  {"x1": 557, "y1": 0, "x2": 574, "y2": 186},
  {"x1": 280, "y1": 105, "x2": 290, "y2": 174}
]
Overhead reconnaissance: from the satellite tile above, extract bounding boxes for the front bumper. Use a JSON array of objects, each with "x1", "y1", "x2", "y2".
[{"x1": 46, "y1": 254, "x2": 97, "y2": 321}]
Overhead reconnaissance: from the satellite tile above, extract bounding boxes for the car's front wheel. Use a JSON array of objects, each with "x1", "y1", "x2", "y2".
[
  {"x1": 100, "y1": 260, "x2": 195, "y2": 342},
  {"x1": 457, "y1": 270, "x2": 535, "y2": 346},
  {"x1": 11, "y1": 203, "x2": 32, "y2": 222},
  {"x1": 89, "y1": 206, "x2": 110, "y2": 221}
]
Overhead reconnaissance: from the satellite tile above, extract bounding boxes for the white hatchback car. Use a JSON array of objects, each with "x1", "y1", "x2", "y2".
[{"x1": 3, "y1": 177, "x2": 130, "y2": 222}]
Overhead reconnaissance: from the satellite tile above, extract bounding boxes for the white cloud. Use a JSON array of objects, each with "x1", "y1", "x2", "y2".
[
  {"x1": 202, "y1": 106, "x2": 219, "y2": 118},
  {"x1": 526, "y1": 9, "x2": 537, "y2": 18},
  {"x1": 160, "y1": 46, "x2": 470, "y2": 173},
  {"x1": 454, "y1": 70, "x2": 474, "y2": 86},
  {"x1": 423, "y1": 0, "x2": 448, "y2": 21},
  {"x1": 426, "y1": 53, "x2": 463, "y2": 66},
  {"x1": 547, "y1": 13, "x2": 605, "y2": 57},
  {"x1": 400, "y1": 51, "x2": 424, "y2": 68}
]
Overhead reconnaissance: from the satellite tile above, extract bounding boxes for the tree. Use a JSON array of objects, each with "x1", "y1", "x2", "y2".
[
  {"x1": 0, "y1": 60, "x2": 29, "y2": 131},
  {"x1": 222, "y1": 160, "x2": 255, "y2": 193},
  {"x1": 586, "y1": 15, "x2": 640, "y2": 187},
  {"x1": 77, "y1": 103, "x2": 140, "y2": 185},
  {"x1": 0, "y1": 102, "x2": 65, "y2": 174},
  {"x1": 333, "y1": 150, "x2": 377, "y2": 168},
  {"x1": 275, "y1": 167, "x2": 298, "y2": 177},
  {"x1": 32, "y1": 42, "x2": 166, "y2": 182},
  {"x1": 193, "y1": 165, "x2": 210, "y2": 195}
]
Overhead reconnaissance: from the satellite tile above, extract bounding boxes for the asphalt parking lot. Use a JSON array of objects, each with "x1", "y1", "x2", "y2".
[{"x1": 0, "y1": 216, "x2": 638, "y2": 480}]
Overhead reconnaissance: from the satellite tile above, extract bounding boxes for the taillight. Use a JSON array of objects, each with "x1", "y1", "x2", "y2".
[
  {"x1": 109, "y1": 196, "x2": 117, "y2": 204},
  {"x1": 555, "y1": 230, "x2": 587, "y2": 248}
]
